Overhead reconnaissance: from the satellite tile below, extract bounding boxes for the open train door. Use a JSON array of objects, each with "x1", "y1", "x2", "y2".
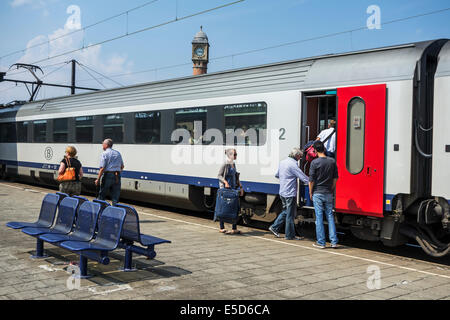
[{"x1": 335, "y1": 84, "x2": 386, "y2": 217}]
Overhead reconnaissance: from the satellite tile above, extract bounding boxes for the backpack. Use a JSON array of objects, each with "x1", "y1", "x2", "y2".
[
  {"x1": 304, "y1": 141, "x2": 317, "y2": 163},
  {"x1": 303, "y1": 128, "x2": 336, "y2": 163}
]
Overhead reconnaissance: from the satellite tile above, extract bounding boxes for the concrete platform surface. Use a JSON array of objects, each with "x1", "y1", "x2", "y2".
[{"x1": 0, "y1": 181, "x2": 449, "y2": 300}]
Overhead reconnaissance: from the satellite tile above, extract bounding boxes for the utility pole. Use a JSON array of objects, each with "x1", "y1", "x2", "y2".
[{"x1": 71, "y1": 59, "x2": 76, "y2": 95}]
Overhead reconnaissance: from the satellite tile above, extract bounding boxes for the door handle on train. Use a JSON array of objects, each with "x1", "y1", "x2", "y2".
[{"x1": 366, "y1": 167, "x2": 377, "y2": 176}]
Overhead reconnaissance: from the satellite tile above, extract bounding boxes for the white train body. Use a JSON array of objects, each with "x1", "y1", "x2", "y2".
[{"x1": 1, "y1": 39, "x2": 449, "y2": 256}]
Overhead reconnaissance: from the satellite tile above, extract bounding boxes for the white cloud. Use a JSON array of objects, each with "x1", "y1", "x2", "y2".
[
  {"x1": 10, "y1": 0, "x2": 33, "y2": 7},
  {"x1": 10, "y1": 0, "x2": 49, "y2": 8},
  {"x1": 0, "y1": 11, "x2": 134, "y2": 103}
]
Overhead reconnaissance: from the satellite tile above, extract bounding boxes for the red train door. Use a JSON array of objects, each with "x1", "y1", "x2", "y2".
[{"x1": 335, "y1": 84, "x2": 386, "y2": 217}]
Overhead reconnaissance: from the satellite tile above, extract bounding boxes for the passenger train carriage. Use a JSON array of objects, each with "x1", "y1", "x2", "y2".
[{"x1": 1, "y1": 39, "x2": 449, "y2": 257}]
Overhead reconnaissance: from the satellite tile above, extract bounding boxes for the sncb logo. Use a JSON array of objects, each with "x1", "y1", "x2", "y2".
[{"x1": 44, "y1": 147, "x2": 53, "y2": 160}]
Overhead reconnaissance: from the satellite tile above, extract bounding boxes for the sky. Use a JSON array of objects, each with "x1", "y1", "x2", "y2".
[{"x1": 1, "y1": 0, "x2": 450, "y2": 103}]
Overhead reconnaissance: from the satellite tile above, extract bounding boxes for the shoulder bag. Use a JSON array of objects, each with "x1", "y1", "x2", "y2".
[{"x1": 57, "y1": 157, "x2": 76, "y2": 182}]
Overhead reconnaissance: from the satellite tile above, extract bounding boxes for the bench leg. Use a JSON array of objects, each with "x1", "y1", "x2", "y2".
[
  {"x1": 146, "y1": 245, "x2": 156, "y2": 260},
  {"x1": 121, "y1": 248, "x2": 137, "y2": 272},
  {"x1": 72, "y1": 255, "x2": 92, "y2": 279},
  {"x1": 146, "y1": 250, "x2": 156, "y2": 260},
  {"x1": 31, "y1": 239, "x2": 48, "y2": 259}
]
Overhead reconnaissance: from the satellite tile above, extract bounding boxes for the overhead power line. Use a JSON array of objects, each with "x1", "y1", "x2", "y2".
[
  {"x1": 76, "y1": 5, "x2": 450, "y2": 84},
  {"x1": 41, "y1": 61, "x2": 71, "y2": 80},
  {"x1": 26, "y1": 0, "x2": 244, "y2": 66},
  {"x1": 210, "y1": 6, "x2": 450, "y2": 61},
  {"x1": 0, "y1": 85, "x2": 19, "y2": 93},
  {"x1": 0, "y1": 0, "x2": 162, "y2": 61},
  {"x1": 5, "y1": 61, "x2": 69, "y2": 77},
  {"x1": 77, "y1": 63, "x2": 107, "y2": 89},
  {"x1": 76, "y1": 61, "x2": 124, "y2": 88}
]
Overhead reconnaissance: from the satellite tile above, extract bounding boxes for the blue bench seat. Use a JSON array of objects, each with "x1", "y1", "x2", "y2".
[
  {"x1": 140, "y1": 234, "x2": 171, "y2": 247},
  {"x1": 39, "y1": 201, "x2": 102, "y2": 244},
  {"x1": 115, "y1": 203, "x2": 171, "y2": 271},
  {"x1": 8, "y1": 193, "x2": 170, "y2": 278},
  {"x1": 21, "y1": 197, "x2": 79, "y2": 258},
  {"x1": 59, "y1": 206, "x2": 127, "y2": 278},
  {"x1": 6, "y1": 193, "x2": 60, "y2": 230},
  {"x1": 22, "y1": 197, "x2": 79, "y2": 237}
]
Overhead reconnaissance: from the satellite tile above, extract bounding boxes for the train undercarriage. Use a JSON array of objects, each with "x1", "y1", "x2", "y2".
[
  {"x1": 2, "y1": 168, "x2": 450, "y2": 258},
  {"x1": 236, "y1": 190, "x2": 450, "y2": 258}
]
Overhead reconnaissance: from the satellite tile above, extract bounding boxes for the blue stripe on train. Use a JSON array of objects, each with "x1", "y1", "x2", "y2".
[
  {"x1": 0, "y1": 159, "x2": 280, "y2": 194},
  {"x1": 3, "y1": 159, "x2": 448, "y2": 209}
]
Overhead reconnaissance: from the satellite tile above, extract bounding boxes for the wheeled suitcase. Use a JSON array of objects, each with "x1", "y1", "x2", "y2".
[{"x1": 213, "y1": 188, "x2": 240, "y2": 224}]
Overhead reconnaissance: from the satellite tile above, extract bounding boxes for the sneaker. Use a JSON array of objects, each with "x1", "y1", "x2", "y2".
[
  {"x1": 312, "y1": 243, "x2": 326, "y2": 249},
  {"x1": 268, "y1": 226, "x2": 280, "y2": 238},
  {"x1": 331, "y1": 244, "x2": 339, "y2": 249},
  {"x1": 286, "y1": 236, "x2": 304, "y2": 241}
]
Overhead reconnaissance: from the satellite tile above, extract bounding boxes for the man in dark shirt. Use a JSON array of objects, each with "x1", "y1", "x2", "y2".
[{"x1": 309, "y1": 140, "x2": 339, "y2": 249}]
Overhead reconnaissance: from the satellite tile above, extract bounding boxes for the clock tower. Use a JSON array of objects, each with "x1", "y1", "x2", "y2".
[{"x1": 192, "y1": 26, "x2": 210, "y2": 75}]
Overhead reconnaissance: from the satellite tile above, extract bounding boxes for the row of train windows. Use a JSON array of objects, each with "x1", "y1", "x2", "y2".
[{"x1": 0, "y1": 102, "x2": 267, "y2": 145}]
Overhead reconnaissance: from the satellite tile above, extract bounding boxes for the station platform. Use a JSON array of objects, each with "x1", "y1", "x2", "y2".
[{"x1": 0, "y1": 181, "x2": 450, "y2": 300}]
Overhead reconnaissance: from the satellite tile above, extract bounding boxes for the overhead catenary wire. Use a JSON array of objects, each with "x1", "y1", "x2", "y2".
[
  {"x1": 76, "y1": 5, "x2": 450, "y2": 84},
  {"x1": 76, "y1": 61, "x2": 193, "y2": 83},
  {"x1": 41, "y1": 61, "x2": 71, "y2": 80},
  {"x1": 76, "y1": 62, "x2": 124, "y2": 87},
  {"x1": 76, "y1": 63, "x2": 107, "y2": 89},
  {"x1": 3, "y1": 3, "x2": 449, "y2": 100},
  {"x1": 211, "y1": 6, "x2": 450, "y2": 61},
  {"x1": 0, "y1": 85, "x2": 20, "y2": 94},
  {"x1": 26, "y1": 0, "x2": 245, "y2": 66},
  {"x1": 0, "y1": 0, "x2": 162, "y2": 61},
  {"x1": 5, "y1": 61, "x2": 69, "y2": 77}
]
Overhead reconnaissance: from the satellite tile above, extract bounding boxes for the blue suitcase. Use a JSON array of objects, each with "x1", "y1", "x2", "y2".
[{"x1": 213, "y1": 188, "x2": 240, "y2": 224}]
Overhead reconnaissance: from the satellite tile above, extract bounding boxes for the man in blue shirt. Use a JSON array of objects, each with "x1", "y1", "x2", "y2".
[
  {"x1": 95, "y1": 138, "x2": 124, "y2": 205},
  {"x1": 269, "y1": 147, "x2": 309, "y2": 240}
]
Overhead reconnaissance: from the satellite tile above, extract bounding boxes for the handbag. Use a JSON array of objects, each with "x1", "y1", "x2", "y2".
[
  {"x1": 213, "y1": 188, "x2": 240, "y2": 224},
  {"x1": 305, "y1": 143, "x2": 317, "y2": 162},
  {"x1": 57, "y1": 157, "x2": 76, "y2": 182},
  {"x1": 304, "y1": 128, "x2": 335, "y2": 162}
]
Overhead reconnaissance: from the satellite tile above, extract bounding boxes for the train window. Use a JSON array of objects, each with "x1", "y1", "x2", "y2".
[
  {"x1": 174, "y1": 107, "x2": 207, "y2": 144},
  {"x1": 17, "y1": 121, "x2": 28, "y2": 142},
  {"x1": 135, "y1": 111, "x2": 161, "y2": 144},
  {"x1": 224, "y1": 102, "x2": 267, "y2": 146},
  {"x1": 103, "y1": 114, "x2": 124, "y2": 143},
  {"x1": 33, "y1": 120, "x2": 47, "y2": 143},
  {"x1": 0, "y1": 122, "x2": 16, "y2": 142},
  {"x1": 75, "y1": 116, "x2": 93, "y2": 143},
  {"x1": 53, "y1": 118, "x2": 69, "y2": 143},
  {"x1": 346, "y1": 98, "x2": 365, "y2": 174}
]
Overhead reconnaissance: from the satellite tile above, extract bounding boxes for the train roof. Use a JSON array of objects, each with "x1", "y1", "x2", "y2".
[
  {"x1": 436, "y1": 41, "x2": 450, "y2": 78},
  {"x1": 0, "y1": 39, "x2": 448, "y2": 121}
]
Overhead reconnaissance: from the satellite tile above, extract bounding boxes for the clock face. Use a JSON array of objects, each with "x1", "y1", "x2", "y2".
[{"x1": 194, "y1": 46, "x2": 204, "y2": 57}]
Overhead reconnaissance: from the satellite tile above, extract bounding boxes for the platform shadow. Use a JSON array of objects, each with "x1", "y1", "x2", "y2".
[
  {"x1": 242, "y1": 230, "x2": 268, "y2": 237},
  {"x1": 139, "y1": 220, "x2": 166, "y2": 224},
  {"x1": 36, "y1": 247, "x2": 191, "y2": 286}
]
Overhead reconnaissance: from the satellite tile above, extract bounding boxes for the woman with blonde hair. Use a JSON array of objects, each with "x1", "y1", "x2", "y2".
[
  {"x1": 58, "y1": 146, "x2": 83, "y2": 196},
  {"x1": 216, "y1": 148, "x2": 244, "y2": 234}
]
